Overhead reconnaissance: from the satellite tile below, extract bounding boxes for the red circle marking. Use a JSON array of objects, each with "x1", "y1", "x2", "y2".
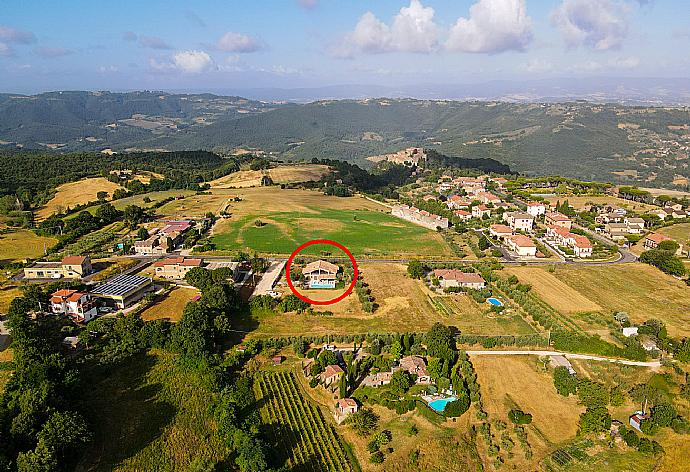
[{"x1": 285, "y1": 239, "x2": 358, "y2": 306}]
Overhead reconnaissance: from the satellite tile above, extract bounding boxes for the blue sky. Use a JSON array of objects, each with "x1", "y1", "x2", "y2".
[{"x1": 1, "y1": 0, "x2": 688, "y2": 93}]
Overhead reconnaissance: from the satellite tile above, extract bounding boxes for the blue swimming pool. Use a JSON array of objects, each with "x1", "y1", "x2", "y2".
[
  {"x1": 428, "y1": 397, "x2": 456, "y2": 412},
  {"x1": 309, "y1": 281, "x2": 336, "y2": 289},
  {"x1": 487, "y1": 297, "x2": 503, "y2": 307}
]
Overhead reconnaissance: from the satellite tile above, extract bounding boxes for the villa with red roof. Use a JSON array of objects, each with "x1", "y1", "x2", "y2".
[
  {"x1": 505, "y1": 235, "x2": 537, "y2": 257},
  {"x1": 643, "y1": 232, "x2": 671, "y2": 249},
  {"x1": 50, "y1": 289, "x2": 98, "y2": 322},
  {"x1": 153, "y1": 257, "x2": 203, "y2": 279}
]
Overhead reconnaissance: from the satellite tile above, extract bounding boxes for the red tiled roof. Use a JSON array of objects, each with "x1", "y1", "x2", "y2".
[
  {"x1": 546, "y1": 212, "x2": 570, "y2": 221},
  {"x1": 338, "y1": 398, "x2": 357, "y2": 408},
  {"x1": 61, "y1": 255, "x2": 87, "y2": 265},
  {"x1": 646, "y1": 232, "x2": 670, "y2": 243},
  {"x1": 433, "y1": 269, "x2": 485, "y2": 284},
  {"x1": 323, "y1": 365, "x2": 344, "y2": 377},
  {"x1": 508, "y1": 235, "x2": 536, "y2": 247},
  {"x1": 490, "y1": 224, "x2": 512, "y2": 233}
]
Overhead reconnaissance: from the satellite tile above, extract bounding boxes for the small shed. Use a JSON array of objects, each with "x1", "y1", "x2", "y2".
[{"x1": 271, "y1": 355, "x2": 283, "y2": 365}]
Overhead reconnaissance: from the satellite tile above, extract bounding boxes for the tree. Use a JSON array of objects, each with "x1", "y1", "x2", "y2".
[
  {"x1": 389, "y1": 370, "x2": 413, "y2": 395},
  {"x1": 425, "y1": 323, "x2": 456, "y2": 360},
  {"x1": 444, "y1": 396, "x2": 470, "y2": 417},
  {"x1": 185, "y1": 267, "x2": 214, "y2": 292},
  {"x1": 578, "y1": 407, "x2": 611, "y2": 434},
  {"x1": 345, "y1": 408, "x2": 379, "y2": 437},
  {"x1": 317, "y1": 349, "x2": 338, "y2": 368},
  {"x1": 553, "y1": 366, "x2": 577, "y2": 396},
  {"x1": 137, "y1": 227, "x2": 149, "y2": 240},
  {"x1": 96, "y1": 191, "x2": 108, "y2": 202},
  {"x1": 95, "y1": 202, "x2": 121, "y2": 223},
  {"x1": 390, "y1": 340, "x2": 403, "y2": 359},
  {"x1": 657, "y1": 240, "x2": 679, "y2": 253},
  {"x1": 112, "y1": 188, "x2": 129, "y2": 200},
  {"x1": 577, "y1": 380, "x2": 609, "y2": 409},
  {"x1": 478, "y1": 235, "x2": 490, "y2": 251},
  {"x1": 123, "y1": 204, "x2": 144, "y2": 228},
  {"x1": 651, "y1": 404, "x2": 676, "y2": 428},
  {"x1": 508, "y1": 409, "x2": 532, "y2": 425},
  {"x1": 427, "y1": 358, "x2": 444, "y2": 380},
  {"x1": 339, "y1": 372, "x2": 347, "y2": 398},
  {"x1": 292, "y1": 339, "x2": 309, "y2": 357},
  {"x1": 232, "y1": 429, "x2": 268, "y2": 472},
  {"x1": 407, "y1": 260, "x2": 425, "y2": 279}
]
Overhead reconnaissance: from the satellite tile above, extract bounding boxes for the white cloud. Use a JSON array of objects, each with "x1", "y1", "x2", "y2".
[
  {"x1": 446, "y1": 0, "x2": 533, "y2": 54},
  {"x1": 333, "y1": 0, "x2": 439, "y2": 58},
  {"x1": 0, "y1": 25, "x2": 36, "y2": 44},
  {"x1": 0, "y1": 42, "x2": 12, "y2": 57},
  {"x1": 217, "y1": 32, "x2": 263, "y2": 53},
  {"x1": 297, "y1": 0, "x2": 318, "y2": 9},
  {"x1": 551, "y1": 0, "x2": 630, "y2": 51},
  {"x1": 98, "y1": 65, "x2": 119, "y2": 73},
  {"x1": 173, "y1": 50, "x2": 213, "y2": 73},
  {"x1": 610, "y1": 56, "x2": 640, "y2": 69}
]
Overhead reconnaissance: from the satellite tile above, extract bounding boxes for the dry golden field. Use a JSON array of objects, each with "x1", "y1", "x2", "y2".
[
  {"x1": 0, "y1": 230, "x2": 57, "y2": 262},
  {"x1": 507, "y1": 263, "x2": 690, "y2": 336},
  {"x1": 38, "y1": 177, "x2": 124, "y2": 219},
  {"x1": 472, "y1": 356, "x2": 584, "y2": 465},
  {"x1": 545, "y1": 195, "x2": 658, "y2": 213},
  {"x1": 503, "y1": 266, "x2": 603, "y2": 314},
  {"x1": 140, "y1": 287, "x2": 200, "y2": 322},
  {"x1": 209, "y1": 164, "x2": 331, "y2": 188},
  {"x1": 0, "y1": 285, "x2": 21, "y2": 313}
]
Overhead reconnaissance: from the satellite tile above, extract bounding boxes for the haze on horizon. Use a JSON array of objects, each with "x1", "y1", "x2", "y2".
[{"x1": 1, "y1": 0, "x2": 689, "y2": 97}]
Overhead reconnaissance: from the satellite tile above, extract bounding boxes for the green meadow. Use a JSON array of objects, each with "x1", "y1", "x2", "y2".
[{"x1": 211, "y1": 207, "x2": 453, "y2": 258}]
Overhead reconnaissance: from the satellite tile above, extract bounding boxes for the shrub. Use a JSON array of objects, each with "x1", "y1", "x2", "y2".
[
  {"x1": 508, "y1": 409, "x2": 533, "y2": 425},
  {"x1": 444, "y1": 396, "x2": 470, "y2": 417}
]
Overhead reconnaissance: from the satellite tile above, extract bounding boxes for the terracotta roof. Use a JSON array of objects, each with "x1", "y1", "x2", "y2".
[
  {"x1": 61, "y1": 255, "x2": 87, "y2": 265},
  {"x1": 546, "y1": 212, "x2": 570, "y2": 221},
  {"x1": 573, "y1": 236, "x2": 592, "y2": 249},
  {"x1": 323, "y1": 365, "x2": 344, "y2": 377},
  {"x1": 303, "y1": 260, "x2": 339, "y2": 275},
  {"x1": 153, "y1": 257, "x2": 203, "y2": 267},
  {"x1": 433, "y1": 269, "x2": 485, "y2": 284},
  {"x1": 646, "y1": 232, "x2": 670, "y2": 243},
  {"x1": 338, "y1": 398, "x2": 357, "y2": 408},
  {"x1": 508, "y1": 235, "x2": 536, "y2": 247},
  {"x1": 455, "y1": 210, "x2": 471, "y2": 216},
  {"x1": 490, "y1": 224, "x2": 512, "y2": 233},
  {"x1": 67, "y1": 292, "x2": 86, "y2": 302}
]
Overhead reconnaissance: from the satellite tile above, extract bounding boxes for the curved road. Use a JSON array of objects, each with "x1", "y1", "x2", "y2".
[{"x1": 465, "y1": 350, "x2": 661, "y2": 368}]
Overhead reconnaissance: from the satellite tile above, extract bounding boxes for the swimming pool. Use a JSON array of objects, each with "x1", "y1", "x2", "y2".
[
  {"x1": 487, "y1": 297, "x2": 503, "y2": 307},
  {"x1": 428, "y1": 396, "x2": 456, "y2": 412},
  {"x1": 309, "y1": 281, "x2": 336, "y2": 289}
]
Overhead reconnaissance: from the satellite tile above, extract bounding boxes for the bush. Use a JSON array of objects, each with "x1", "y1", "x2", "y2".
[
  {"x1": 508, "y1": 409, "x2": 533, "y2": 425},
  {"x1": 554, "y1": 366, "x2": 577, "y2": 396},
  {"x1": 444, "y1": 396, "x2": 470, "y2": 417},
  {"x1": 369, "y1": 451, "x2": 384, "y2": 464}
]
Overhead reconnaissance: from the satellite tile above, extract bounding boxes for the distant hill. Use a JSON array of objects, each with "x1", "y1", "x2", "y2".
[{"x1": 0, "y1": 92, "x2": 688, "y2": 188}]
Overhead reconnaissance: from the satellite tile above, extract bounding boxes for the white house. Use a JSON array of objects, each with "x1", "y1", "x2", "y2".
[
  {"x1": 433, "y1": 269, "x2": 486, "y2": 289},
  {"x1": 505, "y1": 235, "x2": 537, "y2": 257},
  {"x1": 504, "y1": 212, "x2": 534, "y2": 231},
  {"x1": 526, "y1": 202, "x2": 546, "y2": 217},
  {"x1": 50, "y1": 289, "x2": 98, "y2": 322},
  {"x1": 472, "y1": 205, "x2": 491, "y2": 219}
]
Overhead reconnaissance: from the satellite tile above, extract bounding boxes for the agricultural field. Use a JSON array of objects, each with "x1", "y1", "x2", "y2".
[
  {"x1": 76, "y1": 350, "x2": 226, "y2": 471},
  {"x1": 90, "y1": 257, "x2": 138, "y2": 282},
  {"x1": 0, "y1": 285, "x2": 21, "y2": 313},
  {"x1": 506, "y1": 263, "x2": 690, "y2": 337},
  {"x1": 657, "y1": 223, "x2": 690, "y2": 246},
  {"x1": 471, "y1": 356, "x2": 583, "y2": 468},
  {"x1": 209, "y1": 164, "x2": 331, "y2": 188},
  {"x1": 140, "y1": 287, "x2": 200, "y2": 322},
  {"x1": 209, "y1": 187, "x2": 452, "y2": 257},
  {"x1": 248, "y1": 263, "x2": 536, "y2": 338},
  {"x1": 73, "y1": 189, "x2": 197, "y2": 218},
  {"x1": 0, "y1": 348, "x2": 12, "y2": 394},
  {"x1": 544, "y1": 195, "x2": 658, "y2": 213},
  {"x1": 156, "y1": 191, "x2": 234, "y2": 218},
  {"x1": 0, "y1": 229, "x2": 56, "y2": 262},
  {"x1": 37, "y1": 177, "x2": 124, "y2": 220},
  {"x1": 254, "y1": 371, "x2": 354, "y2": 471}
]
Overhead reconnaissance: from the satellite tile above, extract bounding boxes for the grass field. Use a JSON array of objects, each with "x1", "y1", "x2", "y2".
[
  {"x1": 140, "y1": 288, "x2": 199, "y2": 322},
  {"x1": 503, "y1": 267, "x2": 603, "y2": 314},
  {"x1": 209, "y1": 164, "x2": 331, "y2": 188},
  {"x1": 76, "y1": 350, "x2": 226, "y2": 471},
  {"x1": 545, "y1": 195, "x2": 658, "y2": 213},
  {"x1": 0, "y1": 285, "x2": 21, "y2": 313},
  {"x1": 0, "y1": 230, "x2": 56, "y2": 262},
  {"x1": 208, "y1": 188, "x2": 452, "y2": 257},
  {"x1": 545, "y1": 263, "x2": 690, "y2": 337},
  {"x1": 658, "y1": 223, "x2": 690, "y2": 246},
  {"x1": 472, "y1": 356, "x2": 583, "y2": 466},
  {"x1": 73, "y1": 189, "x2": 197, "y2": 219},
  {"x1": 38, "y1": 177, "x2": 124, "y2": 219},
  {"x1": 156, "y1": 192, "x2": 233, "y2": 218},
  {"x1": 247, "y1": 263, "x2": 534, "y2": 338}
]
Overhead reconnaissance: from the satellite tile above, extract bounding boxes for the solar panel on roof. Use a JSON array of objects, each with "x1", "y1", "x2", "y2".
[{"x1": 92, "y1": 274, "x2": 151, "y2": 296}]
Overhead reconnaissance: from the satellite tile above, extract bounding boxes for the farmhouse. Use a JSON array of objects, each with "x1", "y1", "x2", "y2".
[
  {"x1": 392, "y1": 205, "x2": 449, "y2": 230},
  {"x1": 504, "y1": 212, "x2": 534, "y2": 231},
  {"x1": 153, "y1": 257, "x2": 203, "y2": 279},
  {"x1": 671, "y1": 209, "x2": 687, "y2": 219},
  {"x1": 472, "y1": 204, "x2": 491, "y2": 219},
  {"x1": 489, "y1": 224, "x2": 513, "y2": 240},
  {"x1": 544, "y1": 212, "x2": 572, "y2": 229},
  {"x1": 336, "y1": 398, "x2": 358, "y2": 417},
  {"x1": 90, "y1": 274, "x2": 154, "y2": 309},
  {"x1": 321, "y1": 364, "x2": 344, "y2": 387},
  {"x1": 303, "y1": 260, "x2": 339, "y2": 289},
  {"x1": 361, "y1": 371, "x2": 393, "y2": 387},
  {"x1": 526, "y1": 202, "x2": 546, "y2": 217},
  {"x1": 24, "y1": 255, "x2": 92, "y2": 280},
  {"x1": 647, "y1": 208, "x2": 669, "y2": 220},
  {"x1": 133, "y1": 235, "x2": 166, "y2": 256},
  {"x1": 399, "y1": 356, "x2": 432, "y2": 384},
  {"x1": 454, "y1": 210, "x2": 472, "y2": 221},
  {"x1": 433, "y1": 269, "x2": 486, "y2": 290},
  {"x1": 505, "y1": 235, "x2": 537, "y2": 257},
  {"x1": 643, "y1": 232, "x2": 671, "y2": 249},
  {"x1": 50, "y1": 289, "x2": 98, "y2": 322},
  {"x1": 624, "y1": 217, "x2": 645, "y2": 234}
]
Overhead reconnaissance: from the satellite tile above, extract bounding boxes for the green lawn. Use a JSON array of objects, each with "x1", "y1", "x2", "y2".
[
  {"x1": 76, "y1": 350, "x2": 226, "y2": 471},
  {"x1": 211, "y1": 207, "x2": 452, "y2": 258}
]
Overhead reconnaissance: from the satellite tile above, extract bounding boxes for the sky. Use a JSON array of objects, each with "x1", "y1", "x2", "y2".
[{"x1": 1, "y1": 0, "x2": 689, "y2": 94}]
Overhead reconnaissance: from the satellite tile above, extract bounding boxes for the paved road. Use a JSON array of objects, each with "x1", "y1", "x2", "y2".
[
  {"x1": 252, "y1": 260, "x2": 286, "y2": 297},
  {"x1": 466, "y1": 350, "x2": 661, "y2": 367}
]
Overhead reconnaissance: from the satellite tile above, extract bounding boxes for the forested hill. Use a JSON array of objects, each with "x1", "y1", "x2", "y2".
[{"x1": 1, "y1": 93, "x2": 689, "y2": 188}]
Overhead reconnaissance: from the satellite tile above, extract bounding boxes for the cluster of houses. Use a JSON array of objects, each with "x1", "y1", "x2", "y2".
[
  {"x1": 133, "y1": 220, "x2": 199, "y2": 255},
  {"x1": 392, "y1": 205, "x2": 449, "y2": 230},
  {"x1": 362, "y1": 355, "x2": 433, "y2": 388},
  {"x1": 436, "y1": 175, "x2": 507, "y2": 194},
  {"x1": 647, "y1": 205, "x2": 688, "y2": 221},
  {"x1": 489, "y1": 224, "x2": 538, "y2": 257},
  {"x1": 545, "y1": 226, "x2": 593, "y2": 257}
]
